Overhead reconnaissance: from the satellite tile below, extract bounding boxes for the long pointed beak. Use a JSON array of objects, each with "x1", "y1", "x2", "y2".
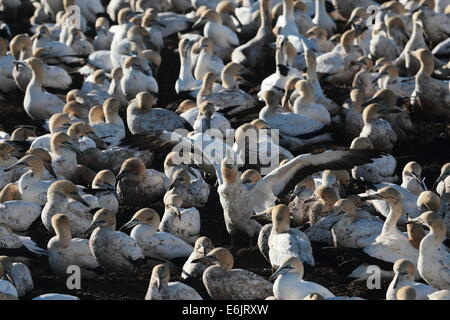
[
  {"x1": 4, "y1": 162, "x2": 27, "y2": 172},
  {"x1": 85, "y1": 220, "x2": 101, "y2": 235},
  {"x1": 120, "y1": 219, "x2": 139, "y2": 231},
  {"x1": 269, "y1": 265, "x2": 292, "y2": 281},
  {"x1": 116, "y1": 171, "x2": 127, "y2": 183},
  {"x1": 192, "y1": 18, "x2": 205, "y2": 29},
  {"x1": 372, "y1": 73, "x2": 385, "y2": 84},
  {"x1": 405, "y1": 217, "x2": 423, "y2": 225},
  {"x1": 45, "y1": 161, "x2": 58, "y2": 179},
  {"x1": 360, "y1": 193, "x2": 382, "y2": 201},
  {"x1": 231, "y1": 12, "x2": 243, "y2": 28},
  {"x1": 197, "y1": 245, "x2": 206, "y2": 256},
  {"x1": 63, "y1": 141, "x2": 82, "y2": 156},
  {"x1": 361, "y1": 97, "x2": 381, "y2": 108},
  {"x1": 250, "y1": 211, "x2": 271, "y2": 222},
  {"x1": 191, "y1": 255, "x2": 217, "y2": 264},
  {"x1": 12, "y1": 60, "x2": 26, "y2": 67},
  {"x1": 71, "y1": 193, "x2": 90, "y2": 207}
]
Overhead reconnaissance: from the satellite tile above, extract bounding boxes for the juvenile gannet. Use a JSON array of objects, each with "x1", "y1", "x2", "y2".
[
  {"x1": 90, "y1": 170, "x2": 119, "y2": 215},
  {"x1": 364, "y1": 88, "x2": 413, "y2": 142},
  {"x1": 116, "y1": 158, "x2": 170, "y2": 205},
  {"x1": 300, "y1": 186, "x2": 338, "y2": 226},
  {"x1": 293, "y1": 80, "x2": 330, "y2": 125},
  {"x1": 121, "y1": 56, "x2": 158, "y2": 100},
  {"x1": 20, "y1": 57, "x2": 64, "y2": 121},
  {"x1": 268, "y1": 204, "x2": 314, "y2": 268},
  {"x1": 91, "y1": 98, "x2": 125, "y2": 148},
  {"x1": 360, "y1": 187, "x2": 419, "y2": 266},
  {"x1": 182, "y1": 236, "x2": 214, "y2": 279},
  {"x1": 192, "y1": 247, "x2": 273, "y2": 300},
  {"x1": 288, "y1": 175, "x2": 316, "y2": 225},
  {"x1": 160, "y1": 194, "x2": 201, "y2": 245},
  {"x1": 401, "y1": 161, "x2": 427, "y2": 196},
  {"x1": 47, "y1": 214, "x2": 102, "y2": 279},
  {"x1": 407, "y1": 211, "x2": 450, "y2": 289},
  {"x1": 352, "y1": 57, "x2": 377, "y2": 100},
  {"x1": 163, "y1": 169, "x2": 210, "y2": 208},
  {"x1": 127, "y1": 92, "x2": 192, "y2": 135},
  {"x1": 331, "y1": 199, "x2": 384, "y2": 248},
  {"x1": 259, "y1": 90, "x2": 325, "y2": 137},
  {"x1": 270, "y1": 256, "x2": 335, "y2": 300},
  {"x1": 350, "y1": 137, "x2": 397, "y2": 184},
  {"x1": 87, "y1": 209, "x2": 145, "y2": 272},
  {"x1": 121, "y1": 208, "x2": 193, "y2": 260},
  {"x1": 41, "y1": 180, "x2": 92, "y2": 238},
  {"x1": 359, "y1": 103, "x2": 398, "y2": 153},
  {"x1": 386, "y1": 259, "x2": 436, "y2": 300},
  {"x1": 145, "y1": 264, "x2": 202, "y2": 300}
]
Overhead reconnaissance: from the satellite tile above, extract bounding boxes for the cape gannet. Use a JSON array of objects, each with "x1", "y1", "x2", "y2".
[
  {"x1": 386, "y1": 259, "x2": 437, "y2": 300},
  {"x1": 182, "y1": 236, "x2": 214, "y2": 279},
  {"x1": 270, "y1": 256, "x2": 335, "y2": 300},
  {"x1": 87, "y1": 209, "x2": 145, "y2": 272},
  {"x1": 145, "y1": 264, "x2": 202, "y2": 300},
  {"x1": 47, "y1": 214, "x2": 102, "y2": 279},
  {"x1": 192, "y1": 247, "x2": 273, "y2": 300},
  {"x1": 121, "y1": 208, "x2": 193, "y2": 260}
]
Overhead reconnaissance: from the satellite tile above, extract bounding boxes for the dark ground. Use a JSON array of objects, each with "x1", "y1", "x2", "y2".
[{"x1": 1, "y1": 3, "x2": 449, "y2": 300}]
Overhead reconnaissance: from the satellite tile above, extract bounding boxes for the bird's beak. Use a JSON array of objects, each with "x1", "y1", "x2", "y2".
[
  {"x1": 192, "y1": 17, "x2": 206, "y2": 29},
  {"x1": 45, "y1": 161, "x2": 58, "y2": 179},
  {"x1": 269, "y1": 264, "x2": 293, "y2": 281},
  {"x1": 250, "y1": 211, "x2": 272, "y2": 222},
  {"x1": 116, "y1": 170, "x2": 127, "y2": 183},
  {"x1": 360, "y1": 193, "x2": 382, "y2": 201},
  {"x1": 379, "y1": 107, "x2": 402, "y2": 115},
  {"x1": 361, "y1": 96, "x2": 381, "y2": 107},
  {"x1": 63, "y1": 141, "x2": 82, "y2": 156},
  {"x1": 12, "y1": 60, "x2": 26, "y2": 67},
  {"x1": 4, "y1": 161, "x2": 27, "y2": 172},
  {"x1": 120, "y1": 219, "x2": 139, "y2": 231},
  {"x1": 85, "y1": 220, "x2": 102, "y2": 235},
  {"x1": 371, "y1": 72, "x2": 385, "y2": 84},
  {"x1": 191, "y1": 255, "x2": 217, "y2": 264},
  {"x1": 71, "y1": 193, "x2": 90, "y2": 207},
  {"x1": 197, "y1": 245, "x2": 206, "y2": 256},
  {"x1": 405, "y1": 217, "x2": 423, "y2": 225},
  {"x1": 231, "y1": 12, "x2": 243, "y2": 28}
]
